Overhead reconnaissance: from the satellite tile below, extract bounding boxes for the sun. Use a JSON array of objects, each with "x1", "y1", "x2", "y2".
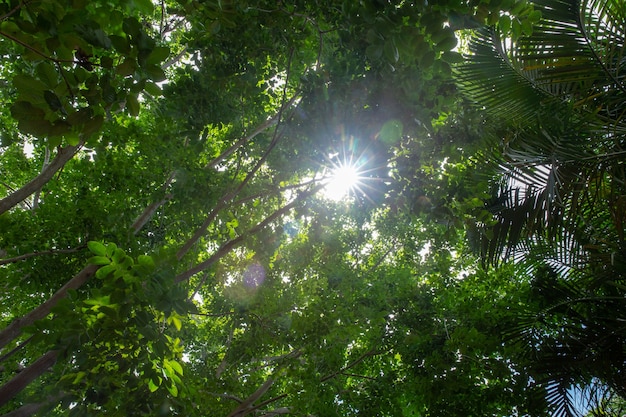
[{"x1": 322, "y1": 159, "x2": 363, "y2": 201}]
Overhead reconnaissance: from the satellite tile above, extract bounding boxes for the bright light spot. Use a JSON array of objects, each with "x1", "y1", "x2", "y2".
[
  {"x1": 323, "y1": 161, "x2": 362, "y2": 201},
  {"x1": 23, "y1": 142, "x2": 34, "y2": 158}
]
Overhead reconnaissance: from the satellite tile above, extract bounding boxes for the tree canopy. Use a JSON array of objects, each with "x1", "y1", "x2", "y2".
[{"x1": 0, "y1": 0, "x2": 624, "y2": 416}]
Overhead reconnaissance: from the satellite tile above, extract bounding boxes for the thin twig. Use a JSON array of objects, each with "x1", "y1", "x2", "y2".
[{"x1": 0, "y1": 246, "x2": 85, "y2": 266}]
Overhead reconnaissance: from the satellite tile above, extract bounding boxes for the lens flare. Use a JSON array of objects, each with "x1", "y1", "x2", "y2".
[{"x1": 323, "y1": 161, "x2": 362, "y2": 201}]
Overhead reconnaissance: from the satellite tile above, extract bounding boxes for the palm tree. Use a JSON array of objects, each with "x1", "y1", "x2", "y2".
[{"x1": 455, "y1": 1, "x2": 626, "y2": 415}]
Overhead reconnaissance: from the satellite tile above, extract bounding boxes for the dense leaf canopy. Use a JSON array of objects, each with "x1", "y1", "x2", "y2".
[{"x1": 0, "y1": 1, "x2": 624, "y2": 416}]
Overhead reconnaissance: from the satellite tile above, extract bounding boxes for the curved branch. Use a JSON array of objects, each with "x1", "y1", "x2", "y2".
[{"x1": 0, "y1": 144, "x2": 81, "y2": 216}]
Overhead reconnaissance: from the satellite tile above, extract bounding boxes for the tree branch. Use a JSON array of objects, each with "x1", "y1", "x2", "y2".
[
  {"x1": 226, "y1": 378, "x2": 275, "y2": 417},
  {"x1": 0, "y1": 264, "x2": 98, "y2": 351},
  {"x1": 0, "y1": 350, "x2": 58, "y2": 407},
  {"x1": 0, "y1": 393, "x2": 65, "y2": 417},
  {"x1": 32, "y1": 146, "x2": 50, "y2": 210},
  {"x1": 0, "y1": 144, "x2": 81, "y2": 216},
  {"x1": 131, "y1": 193, "x2": 173, "y2": 235},
  {"x1": 175, "y1": 182, "x2": 324, "y2": 284},
  {"x1": 320, "y1": 347, "x2": 382, "y2": 383},
  {"x1": 0, "y1": 246, "x2": 85, "y2": 266},
  {"x1": 177, "y1": 94, "x2": 299, "y2": 261}
]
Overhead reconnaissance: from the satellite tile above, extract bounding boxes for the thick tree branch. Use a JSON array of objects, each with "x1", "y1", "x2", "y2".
[
  {"x1": 226, "y1": 378, "x2": 275, "y2": 417},
  {"x1": 0, "y1": 393, "x2": 64, "y2": 417},
  {"x1": 0, "y1": 144, "x2": 81, "y2": 216},
  {"x1": 0, "y1": 350, "x2": 58, "y2": 407},
  {"x1": 131, "y1": 193, "x2": 173, "y2": 235},
  {"x1": 0, "y1": 264, "x2": 98, "y2": 351}
]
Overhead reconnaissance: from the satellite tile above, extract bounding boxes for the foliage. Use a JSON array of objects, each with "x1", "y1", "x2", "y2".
[
  {"x1": 1, "y1": 0, "x2": 623, "y2": 416},
  {"x1": 455, "y1": 0, "x2": 626, "y2": 415}
]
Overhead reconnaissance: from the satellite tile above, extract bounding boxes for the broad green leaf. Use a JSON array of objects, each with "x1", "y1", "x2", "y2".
[
  {"x1": 44, "y1": 90, "x2": 63, "y2": 112},
  {"x1": 88, "y1": 241, "x2": 107, "y2": 256},
  {"x1": 144, "y1": 81, "x2": 162, "y2": 96},
  {"x1": 126, "y1": 93, "x2": 140, "y2": 117},
  {"x1": 13, "y1": 75, "x2": 48, "y2": 102},
  {"x1": 88, "y1": 256, "x2": 111, "y2": 265},
  {"x1": 148, "y1": 377, "x2": 161, "y2": 392},
  {"x1": 499, "y1": 15, "x2": 511, "y2": 34},
  {"x1": 137, "y1": 254, "x2": 155, "y2": 269},
  {"x1": 36, "y1": 62, "x2": 59, "y2": 88},
  {"x1": 130, "y1": 0, "x2": 154, "y2": 14},
  {"x1": 366, "y1": 43, "x2": 384, "y2": 61},
  {"x1": 116, "y1": 58, "x2": 136, "y2": 77},
  {"x1": 167, "y1": 359, "x2": 183, "y2": 376},
  {"x1": 419, "y1": 50, "x2": 436, "y2": 68},
  {"x1": 384, "y1": 41, "x2": 399, "y2": 63},
  {"x1": 168, "y1": 315, "x2": 182, "y2": 331},
  {"x1": 81, "y1": 114, "x2": 104, "y2": 138},
  {"x1": 378, "y1": 119, "x2": 403, "y2": 145},
  {"x1": 146, "y1": 46, "x2": 170, "y2": 66},
  {"x1": 167, "y1": 383, "x2": 178, "y2": 397},
  {"x1": 96, "y1": 264, "x2": 117, "y2": 279},
  {"x1": 145, "y1": 65, "x2": 166, "y2": 82}
]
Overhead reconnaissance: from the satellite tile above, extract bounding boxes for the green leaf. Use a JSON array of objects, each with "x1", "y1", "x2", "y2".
[
  {"x1": 13, "y1": 75, "x2": 48, "y2": 103},
  {"x1": 116, "y1": 59, "x2": 136, "y2": 77},
  {"x1": 148, "y1": 378, "x2": 160, "y2": 392},
  {"x1": 441, "y1": 51, "x2": 463, "y2": 64},
  {"x1": 384, "y1": 41, "x2": 399, "y2": 63},
  {"x1": 498, "y1": 15, "x2": 511, "y2": 34},
  {"x1": 137, "y1": 254, "x2": 155, "y2": 269},
  {"x1": 366, "y1": 43, "x2": 384, "y2": 61},
  {"x1": 419, "y1": 50, "x2": 436, "y2": 68},
  {"x1": 109, "y1": 34, "x2": 131, "y2": 54},
  {"x1": 168, "y1": 315, "x2": 182, "y2": 331},
  {"x1": 168, "y1": 359, "x2": 183, "y2": 376},
  {"x1": 167, "y1": 383, "x2": 178, "y2": 397},
  {"x1": 36, "y1": 62, "x2": 59, "y2": 88},
  {"x1": 96, "y1": 264, "x2": 116, "y2": 279},
  {"x1": 73, "y1": 371, "x2": 87, "y2": 385},
  {"x1": 145, "y1": 65, "x2": 166, "y2": 82},
  {"x1": 81, "y1": 114, "x2": 104, "y2": 138},
  {"x1": 378, "y1": 119, "x2": 403, "y2": 145},
  {"x1": 112, "y1": 248, "x2": 127, "y2": 264},
  {"x1": 88, "y1": 256, "x2": 111, "y2": 265},
  {"x1": 436, "y1": 36, "x2": 457, "y2": 51},
  {"x1": 88, "y1": 241, "x2": 107, "y2": 256},
  {"x1": 146, "y1": 46, "x2": 170, "y2": 66},
  {"x1": 44, "y1": 90, "x2": 63, "y2": 112},
  {"x1": 126, "y1": 93, "x2": 140, "y2": 117},
  {"x1": 122, "y1": 17, "x2": 142, "y2": 38},
  {"x1": 11, "y1": 101, "x2": 52, "y2": 137},
  {"x1": 521, "y1": 19, "x2": 534, "y2": 36},
  {"x1": 144, "y1": 81, "x2": 162, "y2": 97},
  {"x1": 130, "y1": 0, "x2": 154, "y2": 14}
]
